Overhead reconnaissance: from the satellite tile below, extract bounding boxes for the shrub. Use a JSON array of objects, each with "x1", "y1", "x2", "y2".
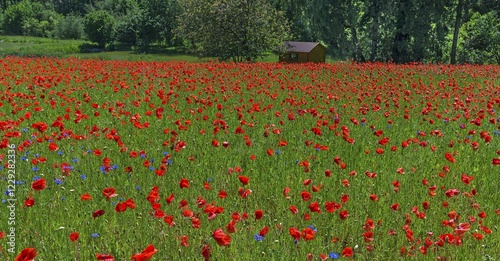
[
  {"x1": 84, "y1": 10, "x2": 115, "y2": 48},
  {"x1": 54, "y1": 14, "x2": 84, "y2": 40}
]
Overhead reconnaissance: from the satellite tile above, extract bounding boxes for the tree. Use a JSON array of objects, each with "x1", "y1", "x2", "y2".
[
  {"x1": 138, "y1": 0, "x2": 179, "y2": 46},
  {"x1": 2, "y1": 0, "x2": 60, "y2": 37},
  {"x1": 458, "y1": 11, "x2": 499, "y2": 64},
  {"x1": 450, "y1": 0, "x2": 464, "y2": 64},
  {"x1": 176, "y1": 0, "x2": 290, "y2": 62},
  {"x1": 84, "y1": 10, "x2": 115, "y2": 47}
]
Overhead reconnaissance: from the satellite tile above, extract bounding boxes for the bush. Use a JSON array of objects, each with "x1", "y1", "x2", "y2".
[
  {"x1": 113, "y1": 11, "x2": 142, "y2": 46},
  {"x1": 2, "y1": 0, "x2": 34, "y2": 35},
  {"x1": 54, "y1": 14, "x2": 84, "y2": 40},
  {"x1": 84, "y1": 10, "x2": 115, "y2": 48},
  {"x1": 2, "y1": 0, "x2": 60, "y2": 37},
  {"x1": 458, "y1": 11, "x2": 499, "y2": 64}
]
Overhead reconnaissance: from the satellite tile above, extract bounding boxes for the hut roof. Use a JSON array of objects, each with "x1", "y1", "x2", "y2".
[{"x1": 283, "y1": 41, "x2": 322, "y2": 53}]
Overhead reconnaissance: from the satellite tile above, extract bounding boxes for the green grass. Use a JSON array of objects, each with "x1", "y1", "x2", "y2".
[
  {"x1": 0, "y1": 55, "x2": 498, "y2": 261},
  {"x1": 0, "y1": 35, "x2": 339, "y2": 63}
]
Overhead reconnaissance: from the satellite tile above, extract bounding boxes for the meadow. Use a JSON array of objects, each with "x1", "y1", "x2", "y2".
[{"x1": 0, "y1": 56, "x2": 499, "y2": 260}]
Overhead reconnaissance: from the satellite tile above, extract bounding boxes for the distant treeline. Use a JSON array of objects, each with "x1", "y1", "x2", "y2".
[{"x1": 0, "y1": 0, "x2": 498, "y2": 64}]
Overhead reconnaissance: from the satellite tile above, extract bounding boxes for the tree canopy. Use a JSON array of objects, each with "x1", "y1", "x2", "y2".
[{"x1": 0, "y1": 0, "x2": 498, "y2": 64}]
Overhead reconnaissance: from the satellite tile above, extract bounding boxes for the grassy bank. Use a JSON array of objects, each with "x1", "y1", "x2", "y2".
[{"x1": 0, "y1": 35, "x2": 286, "y2": 62}]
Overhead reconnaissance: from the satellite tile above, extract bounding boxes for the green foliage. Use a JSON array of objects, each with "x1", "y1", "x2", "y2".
[
  {"x1": 112, "y1": 10, "x2": 142, "y2": 46},
  {"x1": 2, "y1": 0, "x2": 61, "y2": 37},
  {"x1": 137, "y1": 0, "x2": 179, "y2": 46},
  {"x1": 2, "y1": 0, "x2": 34, "y2": 35},
  {"x1": 83, "y1": 10, "x2": 116, "y2": 48},
  {"x1": 458, "y1": 11, "x2": 500, "y2": 64},
  {"x1": 177, "y1": 0, "x2": 290, "y2": 62},
  {"x1": 54, "y1": 13, "x2": 85, "y2": 40}
]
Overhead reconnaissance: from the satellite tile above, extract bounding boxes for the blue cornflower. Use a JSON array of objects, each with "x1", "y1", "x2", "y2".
[
  {"x1": 15, "y1": 181, "x2": 24, "y2": 185},
  {"x1": 21, "y1": 128, "x2": 28, "y2": 132},
  {"x1": 275, "y1": 150, "x2": 281, "y2": 155},
  {"x1": 163, "y1": 152, "x2": 169, "y2": 156},
  {"x1": 149, "y1": 166, "x2": 155, "y2": 171},
  {"x1": 54, "y1": 178, "x2": 63, "y2": 185},
  {"x1": 315, "y1": 147, "x2": 320, "y2": 151},
  {"x1": 149, "y1": 158, "x2": 155, "y2": 163},
  {"x1": 329, "y1": 252, "x2": 339, "y2": 259},
  {"x1": 32, "y1": 166, "x2": 39, "y2": 172},
  {"x1": 253, "y1": 234, "x2": 264, "y2": 242},
  {"x1": 111, "y1": 164, "x2": 118, "y2": 170},
  {"x1": 91, "y1": 233, "x2": 99, "y2": 238},
  {"x1": 207, "y1": 178, "x2": 213, "y2": 183},
  {"x1": 58, "y1": 150, "x2": 63, "y2": 155},
  {"x1": 61, "y1": 197, "x2": 65, "y2": 201},
  {"x1": 21, "y1": 156, "x2": 27, "y2": 161},
  {"x1": 33, "y1": 176, "x2": 41, "y2": 181},
  {"x1": 135, "y1": 185, "x2": 140, "y2": 191},
  {"x1": 72, "y1": 158, "x2": 79, "y2": 163},
  {"x1": 80, "y1": 174, "x2": 87, "y2": 180},
  {"x1": 4, "y1": 189, "x2": 13, "y2": 196},
  {"x1": 167, "y1": 159, "x2": 172, "y2": 165},
  {"x1": 308, "y1": 225, "x2": 317, "y2": 232}
]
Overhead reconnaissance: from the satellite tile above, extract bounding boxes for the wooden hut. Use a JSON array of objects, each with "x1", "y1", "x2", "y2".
[{"x1": 279, "y1": 41, "x2": 326, "y2": 63}]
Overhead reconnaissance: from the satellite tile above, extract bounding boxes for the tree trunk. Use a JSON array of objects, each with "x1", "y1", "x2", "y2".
[
  {"x1": 450, "y1": 0, "x2": 464, "y2": 64},
  {"x1": 369, "y1": 2, "x2": 380, "y2": 62},
  {"x1": 391, "y1": 0, "x2": 410, "y2": 63}
]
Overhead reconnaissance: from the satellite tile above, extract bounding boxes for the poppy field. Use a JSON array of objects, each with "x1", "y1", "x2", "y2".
[{"x1": 1, "y1": 56, "x2": 500, "y2": 260}]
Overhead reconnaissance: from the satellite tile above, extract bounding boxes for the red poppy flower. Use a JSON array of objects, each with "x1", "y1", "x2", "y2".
[
  {"x1": 48, "y1": 142, "x2": 59, "y2": 151},
  {"x1": 164, "y1": 215, "x2": 175, "y2": 226},
  {"x1": 341, "y1": 247, "x2": 353, "y2": 257},
  {"x1": 302, "y1": 227, "x2": 316, "y2": 241},
  {"x1": 23, "y1": 196, "x2": 35, "y2": 207},
  {"x1": 218, "y1": 190, "x2": 227, "y2": 199},
  {"x1": 213, "y1": 228, "x2": 231, "y2": 246},
  {"x1": 300, "y1": 190, "x2": 312, "y2": 201},
  {"x1": 179, "y1": 178, "x2": 190, "y2": 189},
  {"x1": 96, "y1": 253, "x2": 115, "y2": 261},
  {"x1": 93, "y1": 209, "x2": 105, "y2": 219},
  {"x1": 115, "y1": 202, "x2": 127, "y2": 212},
  {"x1": 180, "y1": 235, "x2": 189, "y2": 247},
  {"x1": 254, "y1": 209, "x2": 264, "y2": 220},
  {"x1": 81, "y1": 193, "x2": 92, "y2": 201},
  {"x1": 309, "y1": 202, "x2": 321, "y2": 213},
  {"x1": 15, "y1": 248, "x2": 37, "y2": 261},
  {"x1": 70, "y1": 232, "x2": 79, "y2": 242},
  {"x1": 131, "y1": 244, "x2": 158, "y2": 261},
  {"x1": 259, "y1": 226, "x2": 270, "y2": 237},
  {"x1": 339, "y1": 209, "x2": 349, "y2": 220},
  {"x1": 226, "y1": 220, "x2": 237, "y2": 233},
  {"x1": 201, "y1": 244, "x2": 211, "y2": 261},
  {"x1": 31, "y1": 178, "x2": 46, "y2": 191},
  {"x1": 492, "y1": 158, "x2": 500, "y2": 165},
  {"x1": 125, "y1": 198, "x2": 136, "y2": 209},
  {"x1": 238, "y1": 175, "x2": 250, "y2": 186},
  {"x1": 102, "y1": 187, "x2": 117, "y2": 200},
  {"x1": 445, "y1": 152, "x2": 456, "y2": 163},
  {"x1": 289, "y1": 227, "x2": 301, "y2": 241}
]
